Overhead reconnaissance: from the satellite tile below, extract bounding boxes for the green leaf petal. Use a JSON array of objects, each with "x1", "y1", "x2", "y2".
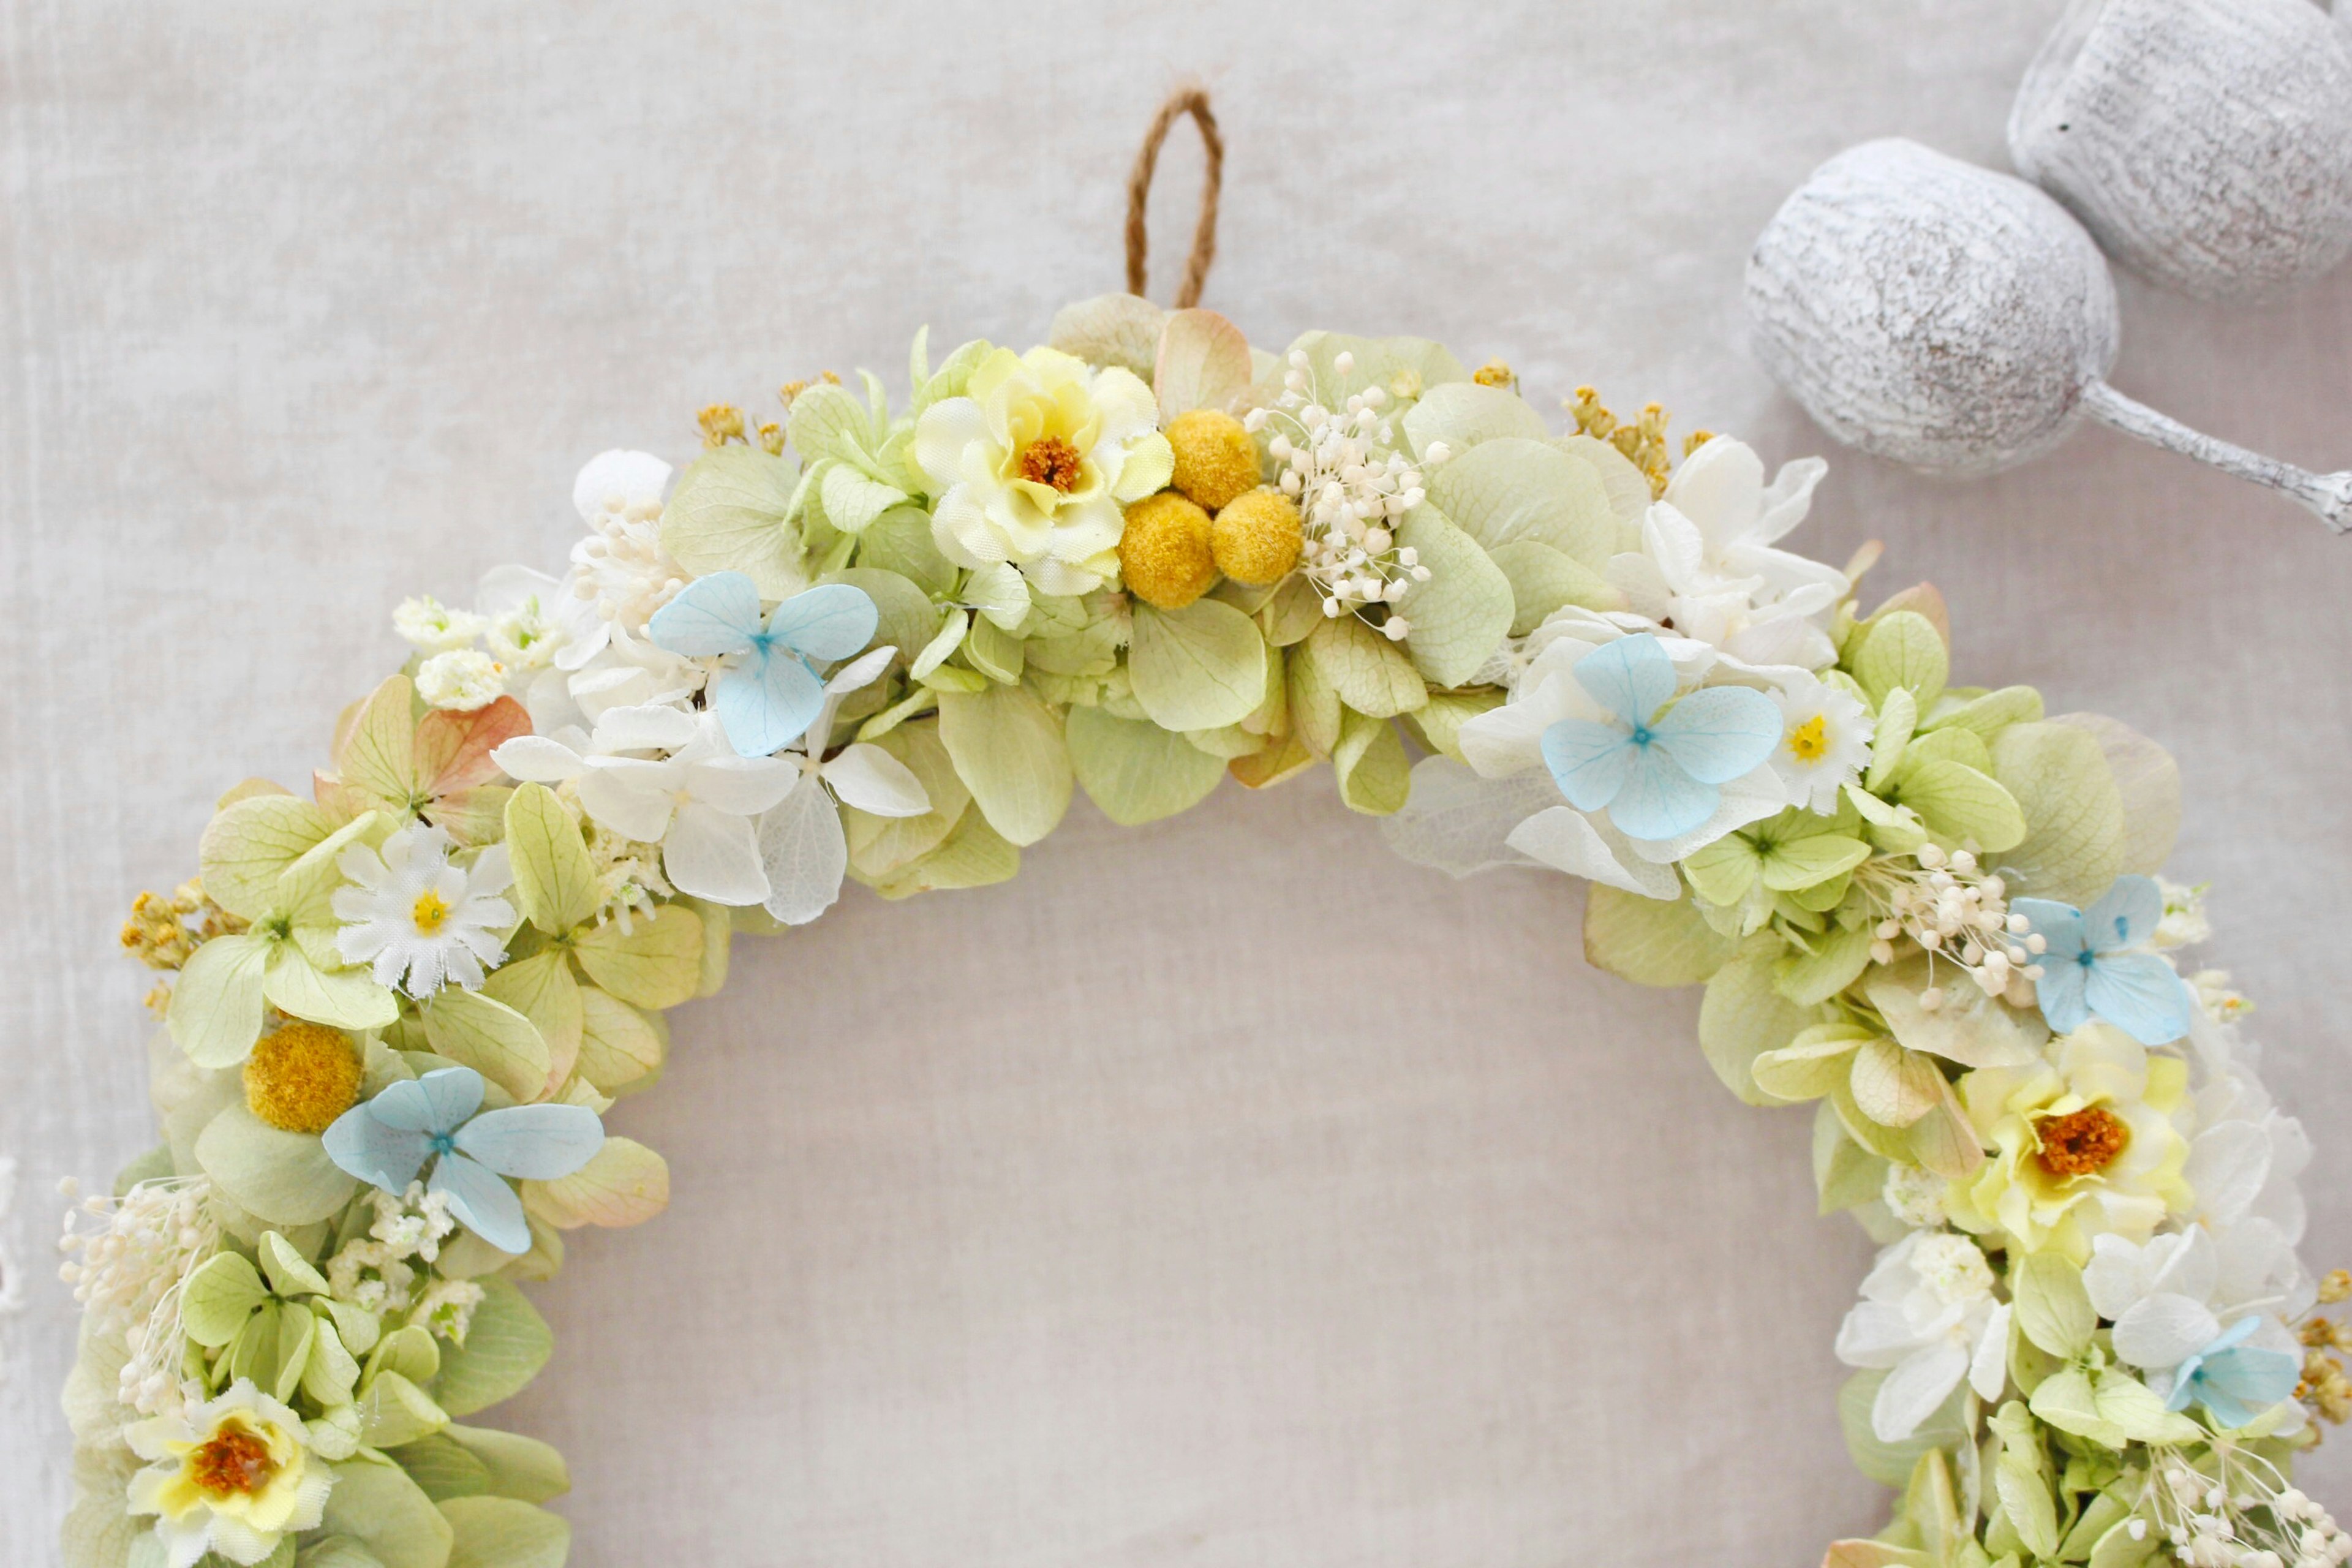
[
  {"x1": 1399, "y1": 382, "x2": 1550, "y2": 456},
  {"x1": 851, "y1": 509, "x2": 958, "y2": 598},
  {"x1": 386, "y1": 1434, "x2": 491, "y2": 1502},
  {"x1": 935, "y1": 683, "x2": 1073, "y2": 846},
  {"x1": 1990, "y1": 721, "x2": 2126, "y2": 907},
  {"x1": 819, "y1": 462, "x2": 907, "y2": 534},
  {"x1": 1891, "y1": 760, "x2": 2026, "y2": 853},
  {"x1": 1425, "y1": 437, "x2": 1618, "y2": 565},
  {"x1": 788, "y1": 382, "x2": 881, "y2": 470},
  {"x1": 1774, "y1": 924, "x2": 1877, "y2": 1008},
  {"x1": 1406, "y1": 687, "x2": 1504, "y2": 764},
  {"x1": 429, "y1": 1277, "x2": 552, "y2": 1417},
  {"x1": 870, "y1": 799, "x2": 1022, "y2": 896},
  {"x1": 1299, "y1": 614, "x2": 1426, "y2": 718},
  {"x1": 2029, "y1": 1365, "x2": 2124, "y2": 1448},
  {"x1": 522, "y1": 1137, "x2": 668, "y2": 1231},
  {"x1": 421, "y1": 989, "x2": 551, "y2": 1104},
  {"x1": 1697, "y1": 937, "x2": 1821, "y2": 1106},
  {"x1": 440, "y1": 1496, "x2": 570, "y2": 1568},
  {"x1": 1488, "y1": 538, "x2": 1619, "y2": 636},
  {"x1": 2056, "y1": 713, "x2": 2180, "y2": 878},
  {"x1": 262, "y1": 946, "x2": 400, "y2": 1032},
  {"x1": 1128, "y1": 599, "x2": 1270, "y2": 733},
  {"x1": 1681, "y1": 833, "x2": 1763, "y2": 906},
  {"x1": 482, "y1": 952, "x2": 582, "y2": 1095},
  {"x1": 1065, "y1": 704, "x2": 1226, "y2": 826},
  {"x1": 318, "y1": 1459, "x2": 455, "y2": 1568},
  {"x1": 2013, "y1": 1251, "x2": 2095, "y2": 1359},
  {"x1": 260, "y1": 1230, "x2": 331, "y2": 1297},
  {"x1": 843, "y1": 720, "x2": 968, "y2": 878},
  {"x1": 659, "y1": 447, "x2": 808, "y2": 599},
  {"x1": 1153, "y1": 307, "x2": 1253, "y2": 420},
  {"x1": 168, "y1": 932, "x2": 272, "y2": 1068},
  {"x1": 359, "y1": 1368, "x2": 451, "y2": 1449},
  {"x1": 200, "y1": 795, "x2": 338, "y2": 922},
  {"x1": 1839, "y1": 1368, "x2": 1967, "y2": 1488},
  {"x1": 1846, "y1": 1038, "x2": 1944, "y2": 1127},
  {"x1": 1759, "y1": 831, "x2": 1872, "y2": 894},
  {"x1": 502, "y1": 786, "x2": 596, "y2": 935},
  {"x1": 1756, "y1": 1025, "x2": 1872, "y2": 1102},
  {"x1": 571, "y1": 986, "x2": 664, "y2": 1096},
  {"x1": 570, "y1": 902, "x2": 704, "y2": 1011},
  {"x1": 441, "y1": 1424, "x2": 570, "y2": 1504},
  {"x1": 1853, "y1": 611, "x2": 1948, "y2": 712},
  {"x1": 335, "y1": 676, "x2": 424, "y2": 813},
  {"x1": 1922, "y1": 684, "x2": 2043, "y2": 742},
  {"x1": 1812, "y1": 1101, "x2": 1888, "y2": 1213},
  {"x1": 1332, "y1": 709, "x2": 1409, "y2": 815},
  {"x1": 182, "y1": 1251, "x2": 268, "y2": 1347},
  {"x1": 1396, "y1": 507, "x2": 1513, "y2": 688},
  {"x1": 1582, "y1": 885, "x2": 1740, "y2": 987},
  {"x1": 196, "y1": 1103, "x2": 361, "y2": 1226}
]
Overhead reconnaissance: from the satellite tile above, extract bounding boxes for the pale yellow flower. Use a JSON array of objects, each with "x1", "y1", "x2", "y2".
[
  {"x1": 126, "y1": 1379, "x2": 333, "y2": 1568},
  {"x1": 915, "y1": 345, "x2": 1172, "y2": 595},
  {"x1": 1946, "y1": 1023, "x2": 2194, "y2": 1262}
]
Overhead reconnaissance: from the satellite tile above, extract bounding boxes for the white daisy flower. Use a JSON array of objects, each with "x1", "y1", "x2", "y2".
[
  {"x1": 1769, "y1": 673, "x2": 1874, "y2": 815},
  {"x1": 331, "y1": 824, "x2": 515, "y2": 997}
]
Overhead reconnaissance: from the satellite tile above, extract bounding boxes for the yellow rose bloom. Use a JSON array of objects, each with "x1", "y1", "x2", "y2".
[
  {"x1": 1945, "y1": 1023, "x2": 2193, "y2": 1262},
  {"x1": 126, "y1": 1379, "x2": 333, "y2": 1568},
  {"x1": 915, "y1": 345, "x2": 1174, "y2": 596}
]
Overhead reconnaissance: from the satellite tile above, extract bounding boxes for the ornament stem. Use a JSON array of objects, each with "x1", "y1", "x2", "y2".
[{"x1": 2079, "y1": 379, "x2": 2352, "y2": 534}]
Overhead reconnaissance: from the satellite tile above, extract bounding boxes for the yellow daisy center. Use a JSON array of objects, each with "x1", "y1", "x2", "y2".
[
  {"x1": 1787, "y1": 713, "x2": 1829, "y2": 763},
  {"x1": 411, "y1": 890, "x2": 453, "y2": 934},
  {"x1": 189, "y1": 1424, "x2": 276, "y2": 1498},
  {"x1": 1017, "y1": 436, "x2": 1084, "y2": 493}
]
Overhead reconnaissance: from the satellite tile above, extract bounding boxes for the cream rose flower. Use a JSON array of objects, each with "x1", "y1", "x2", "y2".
[
  {"x1": 1946, "y1": 1022, "x2": 2195, "y2": 1262},
  {"x1": 126, "y1": 1378, "x2": 334, "y2": 1567},
  {"x1": 914, "y1": 345, "x2": 1173, "y2": 595}
]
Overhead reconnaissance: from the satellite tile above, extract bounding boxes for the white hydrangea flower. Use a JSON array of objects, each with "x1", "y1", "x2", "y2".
[
  {"x1": 415, "y1": 649, "x2": 507, "y2": 712},
  {"x1": 392, "y1": 595, "x2": 486, "y2": 654},
  {"x1": 1834, "y1": 1229, "x2": 2010, "y2": 1442}
]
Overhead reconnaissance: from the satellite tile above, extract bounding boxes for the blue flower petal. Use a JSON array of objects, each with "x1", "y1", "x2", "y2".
[
  {"x1": 366, "y1": 1068, "x2": 486, "y2": 1136},
  {"x1": 1572, "y1": 635, "x2": 1676, "y2": 728},
  {"x1": 2084, "y1": 874, "x2": 2165, "y2": 954},
  {"x1": 2082, "y1": 950, "x2": 2192, "y2": 1044},
  {"x1": 2032, "y1": 953, "x2": 2092, "y2": 1034},
  {"x1": 1607, "y1": 742, "x2": 1721, "y2": 842},
  {"x1": 712, "y1": 647, "x2": 826, "y2": 758},
  {"x1": 764, "y1": 582, "x2": 879, "y2": 663},
  {"x1": 1649, "y1": 685, "x2": 1784, "y2": 785},
  {"x1": 2199, "y1": 1345, "x2": 2301, "y2": 1410},
  {"x1": 2010, "y1": 898, "x2": 2085, "y2": 959},
  {"x1": 646, "y1": 571, "x2": 764, "y2": 658},
  {"x1": 454, "y1": 1104, "x2": 606, "y2": 1180},
  {"x1": 1540, "y1": 718, "x2": 1633, "y2": 813},
  {"x1": 428, "y1": 1151, "x2": 533, "y2": 1254},
  {"x1": 322, "y1": 1106, "x2": 435, "y2": 1194}
]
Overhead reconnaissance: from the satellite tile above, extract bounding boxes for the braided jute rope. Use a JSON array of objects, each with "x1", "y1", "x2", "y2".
[{"x1": 1125, "y1": 86, "x2": 1223, "y2": 309}]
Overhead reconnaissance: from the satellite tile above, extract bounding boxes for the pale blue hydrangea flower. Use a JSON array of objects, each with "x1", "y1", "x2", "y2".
[
  {"x1": 647, "y1": 573, "x2": 878, "y2": 758},
  {"x1": 1539, "y1": 633, "x2": 1784, "y2": 842},
  {"x1": 2165, "y1": 1315, "x2": 2301, "y2": 1430},
  {"x1": 323, "y1": 1066, "x2": 603, "y2": 1254},
  {"x1": 2013, "y1": 875, "x2": 2193, "y2": 1045}
]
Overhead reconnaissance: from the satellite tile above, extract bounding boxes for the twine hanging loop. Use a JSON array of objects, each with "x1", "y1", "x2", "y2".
[{"x1": 1125, "y1": 87, "x2": 1223, "y2": 310}]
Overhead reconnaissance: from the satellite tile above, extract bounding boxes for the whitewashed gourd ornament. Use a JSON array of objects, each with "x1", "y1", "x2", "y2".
[
  {"x1": 2010, "y1": 0, "x2": 2352, "y2": 301},
  {"x1": 1745, "y1": 138, "x2": 2352, "y2": 532}
]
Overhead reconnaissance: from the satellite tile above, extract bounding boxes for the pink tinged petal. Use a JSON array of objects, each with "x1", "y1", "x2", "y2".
[
  {"x1": 418, "y1": 697, "x2": 532, "y2": 797},
  {"x1": 2114, "y1": 1295, "x2": 2223, "y2": 1372},
  {"x1": 821, "y1": 743, "x2": 930, "y2": 817},
  {"x1": 575, "y1": 763, "x2": 677, "y2": 843},
  {"x1": 491, "y1": 735, "x2": 587, "y2": 785},
  {"x1": 758, "y1": 774, "x2": 850, "y2": 926},
  {"x1": 428, "y1": 1151, "x2": 532, "y2": 1254},
  {"x1": 662, "y1": 801, "x2": 770, "y2": 905},
  {"x1": 1871, "y1": 1341, "x2": 1970, "y2": 1443}
]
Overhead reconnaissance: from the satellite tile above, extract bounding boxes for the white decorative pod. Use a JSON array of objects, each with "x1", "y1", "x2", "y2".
[
  {"x1": 2009, "y1": 0, "x2": 2352, "y2": 300},
  {"x1": 1746, "y1": 138, "x2": 2352, "y2": 530}
]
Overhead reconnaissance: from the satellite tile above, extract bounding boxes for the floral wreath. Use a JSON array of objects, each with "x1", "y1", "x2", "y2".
[{"x1": 55, "y1": 94, "x2": 2352, "y2": 1568}]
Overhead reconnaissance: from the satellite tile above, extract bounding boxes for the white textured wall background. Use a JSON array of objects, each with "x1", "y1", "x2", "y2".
[{"x1": 3, "y1": 3, "x2": 2348, "y2": 1564}]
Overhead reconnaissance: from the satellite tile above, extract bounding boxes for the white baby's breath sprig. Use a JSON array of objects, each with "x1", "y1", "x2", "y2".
[
  {"x1": 1855, "y1": 842, "x2": 2038, "y2": 1009},
  {"x1": 1245, "y1": 348, "x2": 1434, "y2": 641},
  {"x1": 55, "y1": 1174, "x2": 219, "y2": 1418}
]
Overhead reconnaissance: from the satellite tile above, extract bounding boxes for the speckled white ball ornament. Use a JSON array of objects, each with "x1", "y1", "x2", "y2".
[
  {"x1": 2010, "y1": 0, "x2": 2352, "y2": 301},
  {"x1": 1747, "y1": 137, "x2": 2352, "y2": 532}
]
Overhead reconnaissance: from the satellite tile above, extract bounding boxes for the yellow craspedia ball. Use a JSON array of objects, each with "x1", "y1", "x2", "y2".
[
  {"x1": 1210, "y1": 486, "x2": 1305, "y2": 587},
  {"x1": 243, "y1": 1022, "x2": 363, "y2": 1135},
  {"x1": 1117, "y1": 491, "x2": 1221, "y2": 610},
  {"x1": 1164, "y1": 409, "x2": 1262, "y2": 513}
]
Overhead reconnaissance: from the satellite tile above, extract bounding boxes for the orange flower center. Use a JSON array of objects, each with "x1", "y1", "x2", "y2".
[
  {"x1": 2036, "y1": 1105, "x2": 2129, "y2": 1178},
  {"x1": 189, "y1": 1426, "x2": 276, "y2": 1498},
  {"x1": 1017, "y1": 436, "x2": 1084, "y2": 493}
]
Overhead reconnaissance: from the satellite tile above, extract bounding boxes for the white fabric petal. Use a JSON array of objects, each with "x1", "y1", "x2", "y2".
[
  {"x1": 683, "y1": 755, "x2": 797, "y2": 817},
  {"x1": 572, "y1": 449, "x2": 671, "y2": 521},
  {"x1": 758, "y1": 774, "x2": 850, "y2": 926},
  {"x1": 490, "y1": 734, "x2": 584, "y2": 783},
  {"x1": 1754, "y1": 455, "x2": 1829, "y2": 543},
  {"x1": 1661, "y1": 435, "x2": 1765, "y2": 548},
  {"x1": 2113, "y1": 1294, "x2": 2222, "y2": 1373},
  {"x1": 825, "y1": 645, "x2": 897, "y2": 696},
  {"x1": 661, "y1": 801, "x2": 770, "y2": 905},
  {"x1": 1835, "y1": 1300, "x2": 1921, "y2": 1368},
  {"x1": 575, "y1": 761, "x2": 677, "y2": 843},
  {"x1": 821, "y1": 744, "x2": 930, "y2": 817},
  {"x1": 1969, "y1": 1302, "x2": 2011, "y2": 1401},
  {"x1": 1504, "y1": 806, "x2": 1679, "y2": 899},
  {"x1": 913, "y1": 396, "x2": 987, "y2": 490},
  {"x1": 1872, "y1": 1341, "x2": 1969, "y2": 1443},
  {"x1": 592, "y1": 703, "x2": 699, "y2": 755},
  {"x1": 2186, "y1": 1119, "x2": 2275, "y2": 1229}
]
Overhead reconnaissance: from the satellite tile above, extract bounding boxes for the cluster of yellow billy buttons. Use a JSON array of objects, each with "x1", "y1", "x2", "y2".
[{"x1": 1115, "y1": 410, "x2": 1303, "y2": 610}]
